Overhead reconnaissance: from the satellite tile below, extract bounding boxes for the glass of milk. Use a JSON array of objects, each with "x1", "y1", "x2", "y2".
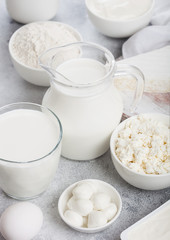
[
  {"x1": 39, "y1": 42, "x2": 144, "y2": 161},
  {"x1": 0, "y1": 102, "x2": 62, "y2": 200}
]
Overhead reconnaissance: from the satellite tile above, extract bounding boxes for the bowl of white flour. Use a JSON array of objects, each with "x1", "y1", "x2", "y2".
[
  {"x1": 110, "y1": 113, "x2": 170, "y2": 190},
  {"x1": 9, "y1": 21, "x2": 82, "y2": 86}
]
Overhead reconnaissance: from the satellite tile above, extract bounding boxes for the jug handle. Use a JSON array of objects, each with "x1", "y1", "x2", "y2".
[{"x1": 113, "y1": 63, "x2": 145, "y2": 113}]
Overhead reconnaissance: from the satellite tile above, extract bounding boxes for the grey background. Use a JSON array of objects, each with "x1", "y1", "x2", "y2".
[{"x1": 0, "y1": 0, "x2": 169, "y2": 239}]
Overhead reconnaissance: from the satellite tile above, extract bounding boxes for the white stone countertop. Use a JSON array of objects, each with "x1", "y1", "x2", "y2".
[{"x1": 0, "y1": 0, "x2": 169, "y2": 239}]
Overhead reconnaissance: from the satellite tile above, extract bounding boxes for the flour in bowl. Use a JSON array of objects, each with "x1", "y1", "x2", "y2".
[{"x1": 11, "y1": 22, "x2": 81, "y2": 68}]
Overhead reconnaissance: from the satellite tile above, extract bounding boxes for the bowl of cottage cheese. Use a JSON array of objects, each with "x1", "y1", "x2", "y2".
[{"x1": 110, "y1": 113, "x2": 170, "y2": 190}]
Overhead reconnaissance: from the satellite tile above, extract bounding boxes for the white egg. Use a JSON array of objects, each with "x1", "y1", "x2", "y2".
[
  {"x1": 92, "y1": 192, "x2": 111, "y2": 210},
  {"x1": 0, "y1": 202, "x2": 43, "y2": 240},
  {"x1": 102, "y1": 203, "x2": 117, "y2": 221},
  {"x1": 72, "y1": 182, "x2": 94, "y2": 199},
  {"x1": 64, "y1": 210, "x2": 83, "y2": 227},
  {"x1": 88, "y1": 210, "x2": 107, "y2": 228},
  {"x1": 67, "y1": 196, "x2": 93, "y2": 216}
]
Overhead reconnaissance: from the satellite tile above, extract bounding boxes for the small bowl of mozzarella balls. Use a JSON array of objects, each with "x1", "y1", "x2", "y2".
[{"x1": 58, "y1": 179, "x2": 122, "y2": 233}]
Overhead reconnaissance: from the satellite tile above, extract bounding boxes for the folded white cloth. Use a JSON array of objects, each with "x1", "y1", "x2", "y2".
[{"x1": 122, "y1": 0, "x2": 170, "y2": 58}]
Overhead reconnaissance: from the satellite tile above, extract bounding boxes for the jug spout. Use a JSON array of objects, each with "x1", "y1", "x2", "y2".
[
  {"x1": 39, "y1": 42, "x2": 117, "y2": 94},
  {"x1": 39, "y1": 43, "x2": 82, "y2": 86},
  {"x1": 39, "y1": 47, "x2": 61, "y2": 78}
]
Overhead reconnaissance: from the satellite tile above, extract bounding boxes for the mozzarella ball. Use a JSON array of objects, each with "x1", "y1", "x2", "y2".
[
  {"x1": 88, "y1": 211, "x2": 107, "y2": 228},
  {"x1": 67, "y1": 196, "x2": 76, "y2": 209},
  {"x1": 64, "y1": 210, "x2": 83, "y2": 227},
  {"x1": 85, "y1": 181, "x2": 98, "y2": 194},
  {"x1": 102, "y1": 203, "x2": 117, "y2": 221},
  {"x1": 92, "y1": 192, "x2": 111, "y2": 210},
  {"x1": 0, "y1": 202, "x2": 43, "y2": 240},
  {"x1": 67, "y1": 197, "x2": 93, "y2": 216},
  {"x1": 72, "y1": 182, "x2": 94, "y2": 199}
]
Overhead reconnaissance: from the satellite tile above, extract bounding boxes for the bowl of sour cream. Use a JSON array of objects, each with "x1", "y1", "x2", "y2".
[{"x1": 85, "y1": 0, "x2": 155, "y2": 38}]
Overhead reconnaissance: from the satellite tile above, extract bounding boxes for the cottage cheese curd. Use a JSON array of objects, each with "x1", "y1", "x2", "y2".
[{"x1": 115, "y1": 115, "x2": 170, "y2": 175}]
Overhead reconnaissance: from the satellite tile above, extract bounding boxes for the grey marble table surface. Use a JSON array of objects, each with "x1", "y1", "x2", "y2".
[{"x1": 0, "y1": 1, "x2": 169, "y2": 240}]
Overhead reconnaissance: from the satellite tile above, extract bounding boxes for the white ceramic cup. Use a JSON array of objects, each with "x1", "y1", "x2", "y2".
[{"x1": 6, "y1": 0, "x2": 59, "y2": 24}]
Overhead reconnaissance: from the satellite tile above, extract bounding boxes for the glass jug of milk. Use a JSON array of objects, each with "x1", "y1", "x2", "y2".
[{"x1": 39, "y1": 42, "x2": 144, "y2": 161}]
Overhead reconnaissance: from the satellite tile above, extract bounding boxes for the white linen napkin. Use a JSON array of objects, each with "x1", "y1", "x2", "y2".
[{"x1": 122, "y1": 0, "x2": 170, "y2": 58}]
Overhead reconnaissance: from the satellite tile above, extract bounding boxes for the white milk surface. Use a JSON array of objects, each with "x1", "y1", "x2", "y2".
[
  {"x1": 57, "y1": 58, "x2": 107, "y2": 84},
  {"x1": 0, "y1": 109, "x2": 59, "y2": 161},
  {"x1": 0, "y1": 109, "x2": 61, "y2": 199},
  {"x1": 43, "y1": 58, "x2": 123, "y2": 160}
]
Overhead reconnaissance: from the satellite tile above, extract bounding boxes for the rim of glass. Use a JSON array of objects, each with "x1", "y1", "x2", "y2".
[
  {"x1": 0, "y1": 102, "x2": 63, "y2": 164},
  {"x1": 39, "y1": 41, "x2": 116, "y2": 88}
]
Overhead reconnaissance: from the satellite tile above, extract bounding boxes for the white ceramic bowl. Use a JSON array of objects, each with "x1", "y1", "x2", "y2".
[
  {"x1": 110, "y1": 113, "x2": 170, "y2": 190},
  {"x1": 85, "y1": 0, "x2": 155, "y2": 38},
  {"x1": 8, "y1": 22, "x2": 82, "y2": 87},
  {"x1": 58, "y1": 179, "x2": 122, "y2": 233},
  {"x1": 6, "y1": 0, "x2": 59, "y2": 24}
]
